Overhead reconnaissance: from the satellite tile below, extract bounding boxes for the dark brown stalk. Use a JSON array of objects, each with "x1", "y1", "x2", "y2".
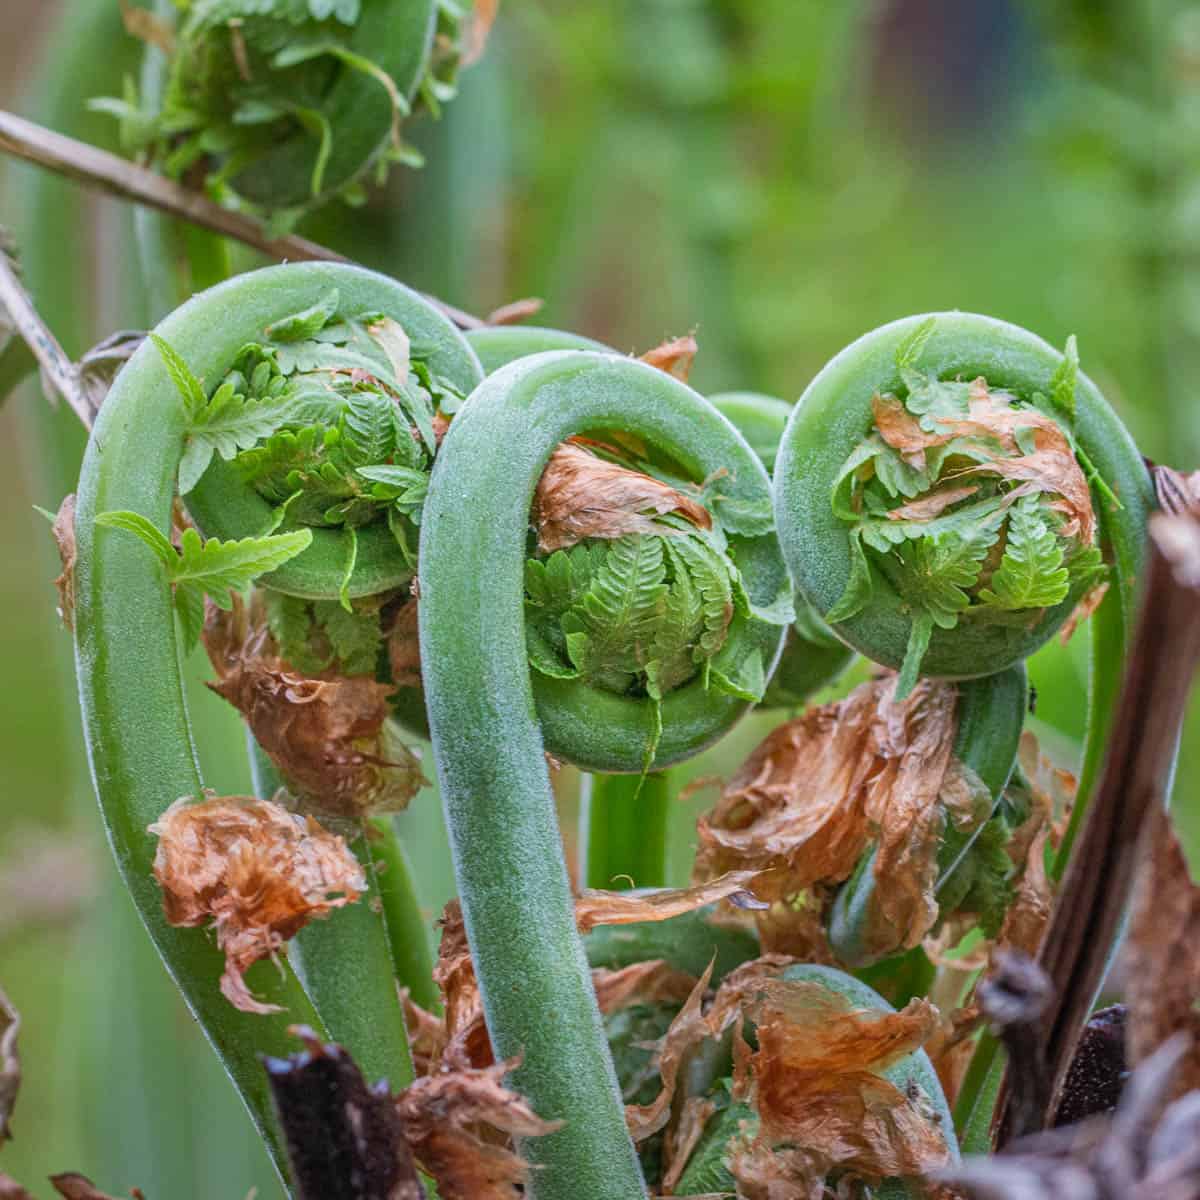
[{"x1": 1002, "y1": 479, "x2": 1200, "y2": 1138}]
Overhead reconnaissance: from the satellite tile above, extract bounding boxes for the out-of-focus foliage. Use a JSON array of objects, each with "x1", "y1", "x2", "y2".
[{"x1": 0, "y1": 0, "x2": 1198, "y2": 1193}]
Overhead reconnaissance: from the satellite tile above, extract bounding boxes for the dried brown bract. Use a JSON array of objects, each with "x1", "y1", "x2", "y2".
[
  {"x1": 204, "y1": 595, "x2": 425, "y2": 820},
  {"x1": 50, "y1": 493, "x2": 76, "y2": 631},
  {"x1": 575, "y1": 871, "x2": 765, "y2": 934},
  {"x1": 730, "y1": 981, "x2": 949, "y2": 1191},
  {"x1": 1127, "y1": 805, "x2": 1200, "y2": 1098},
  {"x1": 48, "y1": 1175, "x2": 130, "y2": 1200},
  {"x1": 591, "y1": 960, "x2": 699, "y2": 1014},
  {"x1": 397, "y1": 1059, "x2": 561, "y2": 1200},
  {"x1": 388, "y1": 596, "x2": 422, "y2": 689},
  {"x1": 484, "y1": 296, "x2": 542, "y2": 325},
  {"x1": 639, "y1": 334, "x2": 698, "y2": 383},
  {"x1": 532, "y1": 442, "x2": 711, "y2": 553},
  {"x1": 0, "y1": 986, "x2": 18, "y2": 1144},
  {"x1": 149, "y1": 795, "x2": 366, "y2": 1014},
  {"x1": 695, "y1": 675, "x2": 971, "y2": 959}
]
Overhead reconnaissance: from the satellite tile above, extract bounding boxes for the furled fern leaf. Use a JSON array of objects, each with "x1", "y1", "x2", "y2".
[
  {"x1": 892, "y1": 514, "x2": 1002, "y2": 630},
  {"x1": 977, "y1": 496, "x2": 1069, "y2": 610},
  {"x1": 180, "y1": 382, "x2": 289, "y2": 493},
  {"x1": 645, "y1": 541, "x2": 706, "y2": 699},
  {"x1": 561, "y1": 535, "x2": 668, "y2": 692}
]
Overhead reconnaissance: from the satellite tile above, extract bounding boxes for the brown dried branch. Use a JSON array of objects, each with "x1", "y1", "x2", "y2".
[
  {"x1": 1024, "y1": 476, "x2": 1200, "y2": 1133},
  {"x1": 0, "y1": 110, "x2": 483, "y2": 332}
]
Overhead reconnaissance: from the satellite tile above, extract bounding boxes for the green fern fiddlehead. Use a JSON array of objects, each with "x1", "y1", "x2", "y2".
[
  {"x1": 419, "y1": 348, "x2": 789, "y2": 1198},
  {"x1": 99, "y1": 0, "x2": 465, "y2": 214}
]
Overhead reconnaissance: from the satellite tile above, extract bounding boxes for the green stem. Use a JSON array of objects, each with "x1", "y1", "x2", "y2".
[
  {"x1": 73, "y1": 352, "x2": 327, "y2": 1192},
  {"x1": 419, "y1": 349, "x2": 786, "y2": 1200},
  {"x1": 247, "y1": 737, "x2": 418, "y2": 1091},
  {"x1": 581, "y1": 772, "x2": 670, "y2": 891},
  {"x1": 953, "y1": 1033, "x2": 1005, "y2": 1153},
  {"x1": 364, "y1": 816, "x2": 440, "y2": 1012}
]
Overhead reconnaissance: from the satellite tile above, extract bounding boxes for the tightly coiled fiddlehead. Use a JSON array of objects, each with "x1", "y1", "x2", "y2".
[
  {"x1": 103, "y1": 0, "x2": 466, "y2": 214},
  {"x1": 774, "y1": 313, "x2": 1152, "y2": 872},
  {"x1": 775, "y1": 313, "x2": 1150, "y2": 692},
  {"x1": 72, "y1": 262, "x2": 483, "y2": 1188},
  {"x1": 419, "y1": 349, "x2": 789, "y2": 1198}
]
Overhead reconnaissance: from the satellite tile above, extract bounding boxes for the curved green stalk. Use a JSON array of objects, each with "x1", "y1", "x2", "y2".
[
  {"x1": 73, "y1": 261, "x2": 469, "y2": 1188},
  {"x1": 247, "y1": 737, "x2": 417, "y2": 1091},
  {"x1": 419, "y1": 350, "x2": 787, "y2": 1200},
  {"x1": 581, "y1": 772, "x2": 670, "y2": 890},
  {"x1": 364, "y1": 815, "x2": 439, "y2": 1012},
  {"x1": 73, "y1": 342, "x2": 331, "y2": 1190}
]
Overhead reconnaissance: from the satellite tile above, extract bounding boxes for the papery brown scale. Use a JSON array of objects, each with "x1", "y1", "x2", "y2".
[
  {"x1": 575, "y1": 870, "x2": 763, "y2": 934},
  {"x1": 388, "y1": 596, "x2": 422, "y2": 688},
  {"x1": 532, "y1": 442, "x2": 711, "y2": 553},
  {"x1": 1126, "y1": 804, "x2": 1200, "y2": 1097},
  {"x1": 591, "y1": 960, "x2": 699, "y2": 1014},
  {"x1": 433, "y1": 900, "x2": 492, "y2": 1070},
  {"x1": 887, "y1": 484, "x2": 980, "y2": 523},
  {"x1": 149, "y1": 796, "x2": 365, "y2": 1014},
  {"x1": 660, "y1": 1095, "x2": 717, "y2": 1194},
  {"x1": 396, "y1": 1059, "x2": 561, "y2": 1200},
  {"x1": 1058, "y1": 581, "x2": 1109, "y2": 645},
  {"x1": 639, "y1": 334, "x2": 698, "y2": 383},
  {"x1": 873, "y1": 391, "x2": 952, "y2": 469},
  {"x1": 50, "y1": 494, "x2": 76, "y2": 631},
  {"x1": 743, "y1": 985, "x2": 949, "y2": 1185},
  {"x1": 695, "y1": 677, "x2": 963, "y2": 960},
  {"x1": 204, "y1": 596, "x2": 425, "y2": 820}
]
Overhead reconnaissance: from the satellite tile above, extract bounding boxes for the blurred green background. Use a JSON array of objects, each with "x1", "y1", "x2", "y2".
[{"x1": 0, "y1": 0, "x2": 1197, "y2": 1194}]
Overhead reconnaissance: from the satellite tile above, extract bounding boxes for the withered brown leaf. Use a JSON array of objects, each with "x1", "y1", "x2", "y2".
[
  {"x1": 388, "y1": 596, "x2": 422, "y2": 689},
  {"x1": 1126, "y1": 803, "x2": 1200, "y2": 1098},
  {"x1": 695, "y1": 676, "x2": 969, "y2": 960},
  {"x1": 887, "y1": 484, "x2": 981, "y2": 522},
  {"x1": 0, "y1": 1175, "x2": 32, "y2": 1200},
  {"x1": 575, "y1": 871, "x2": 764, "y2": 934},
  {"x1": 591, "y1": 960, "x2": 699, "y2": 1014},
  {"x1": 150, "y1": 796, "x2": 366, "y2": 1014},
  {"x1": 0, "y1": 985, "x2": 18, "y2": 1144},
  {"x1": 1059, "y1": 581, "x2": 1110, "y2": 645},
  {"x1": 205, "y1": 595, "x2": 425, "y2": 820},
  {"x1": 639, "y1": 334, "x2": 698, "y2": 383},
  {"x1": 532, "y1": 442, "x2": 711, "y2": 553},
  {"x1": 48, "y1": 1175, "x2": 128, "y2": 1200},
  {"x1": 50, "y1": 493, "x2": 76, "y2": 631},
  {"x1": 397, "y1": 1060, "x2": 560, "y2": 1200}
]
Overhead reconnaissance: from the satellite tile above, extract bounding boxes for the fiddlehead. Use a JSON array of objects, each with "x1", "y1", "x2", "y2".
[
  {"x1": 180, "y1": 271, "x2": 482, "y2": 599},
  {"x1": 774, "y1": 314, "x2": 1151, "y2": 696},
  {"x1": 72, "y1": 261, "x2": 477, "y2": 1184},
  {"x1": 101, "y1": 0, "x2": 468, "y2": 215},
  {"x1": 773, "y1": 314, "x2": 1152, "y2": 874},
  {"x1": 419, "y1": 349, "x2": 789, "y2": 1198}
]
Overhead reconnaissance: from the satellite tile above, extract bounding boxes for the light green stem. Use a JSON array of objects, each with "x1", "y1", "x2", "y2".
[{"x1": 581, "y1": 772, "x2": 670, "y2": 891}]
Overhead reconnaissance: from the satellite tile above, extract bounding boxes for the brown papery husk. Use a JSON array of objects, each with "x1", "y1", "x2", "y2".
[
  {"x1": 149, "y1": 795, "x2": 365, "y2": 1013},
  {"x1": 397, "y1": 1059, "x2": 561, "y2": 1200},
  {"x1": 204, "y1": 594, "x2": 425, "y2": 821},
  {"x1": 695, "y1": 675, "x2": 971, "y2": 960},
  {"x1": 1126, "y1": 803, "x2": 1200, "y2": 1098},
  {"x1": 532, "y1": 442, "x2": 711, "y2": 553}
]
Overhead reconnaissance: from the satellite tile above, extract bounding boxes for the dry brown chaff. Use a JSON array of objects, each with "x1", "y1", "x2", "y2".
[
  {"x1": 532, "y1": 442, "x2": 711, "y2": 553},
  {"x1": 150, "y1": 795, "x2": 365, "y2": 1013}
]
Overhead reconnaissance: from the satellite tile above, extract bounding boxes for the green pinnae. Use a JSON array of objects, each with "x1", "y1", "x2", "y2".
[
  {"x1": 522, "y1": 440, "x2": 793, "y2": 767},
  {"x1": 826, "y1": 324, "x2": 1108, "y2": 696},
  {"x1": 158, "y1": 289, "x2": 465, "y2": 579}
]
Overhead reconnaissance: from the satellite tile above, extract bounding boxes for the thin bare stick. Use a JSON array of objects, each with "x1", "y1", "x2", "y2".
[
  {"x1": 0, "y1": 109, "x2": 484, "y2": 331},
  {"x1": 0, "y1": 245, "x2": 92, "y2": 427},
  {"x1": 994, "y1": 475, "x2": 1200, "y2": 1140}
]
